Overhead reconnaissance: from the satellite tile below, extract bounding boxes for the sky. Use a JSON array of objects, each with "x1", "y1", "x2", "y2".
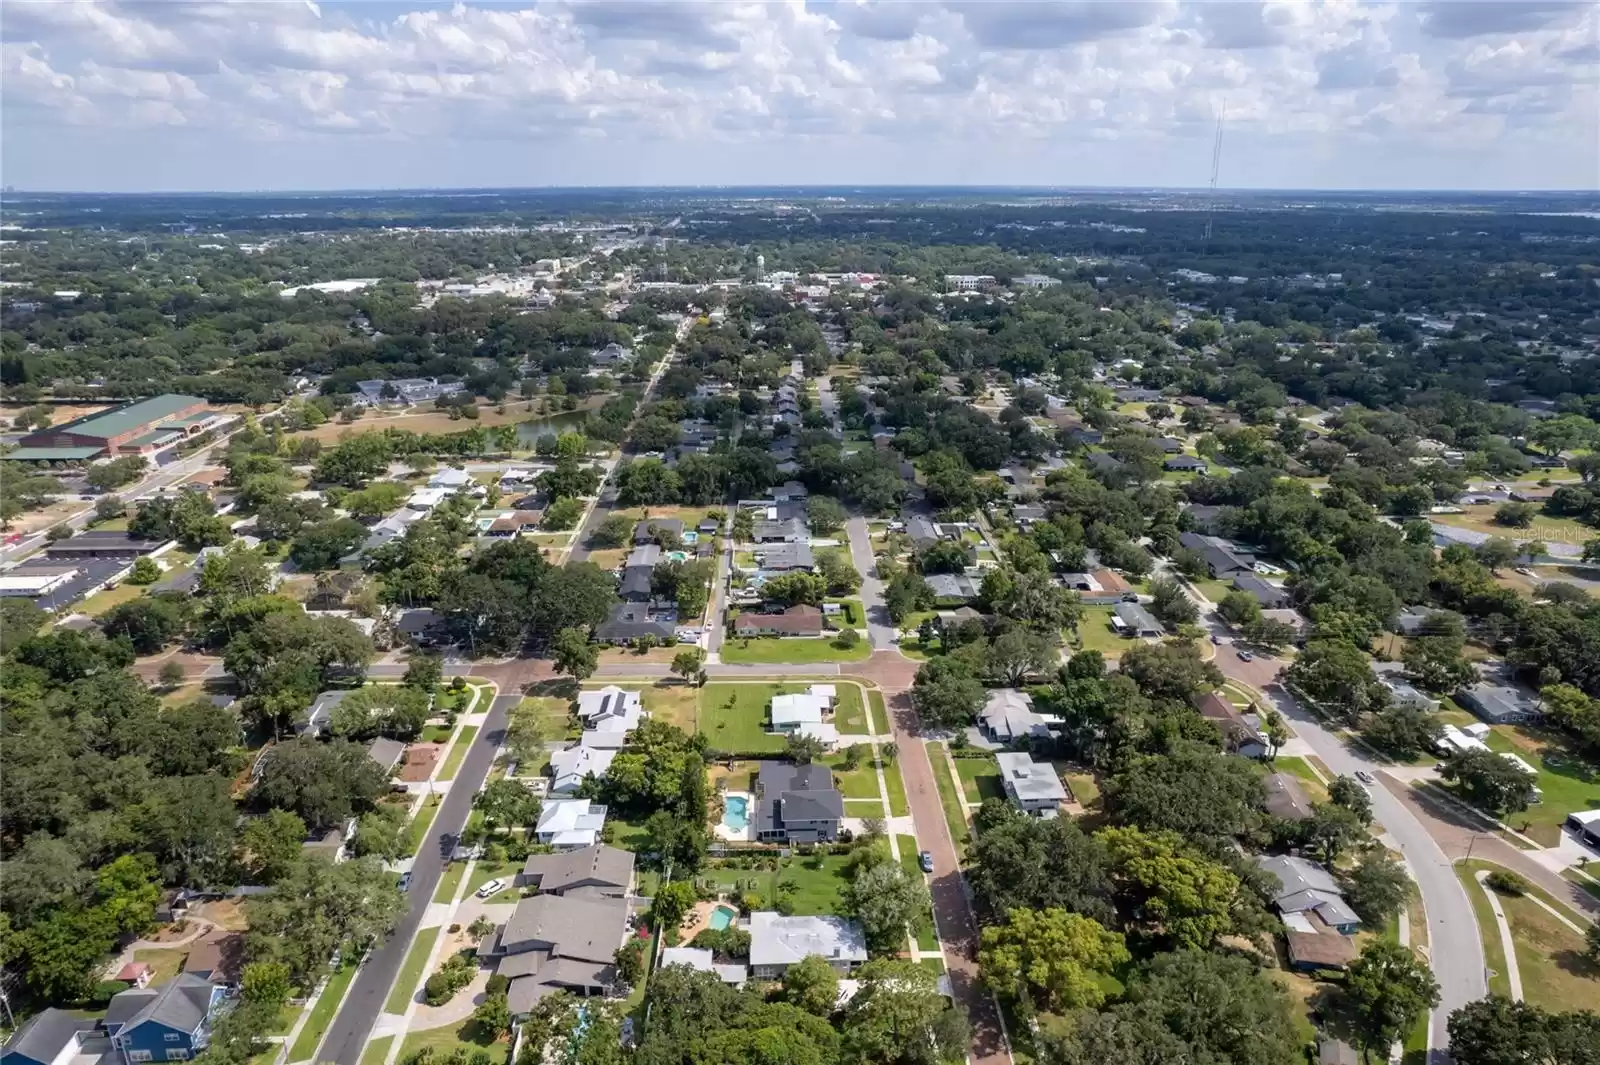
[{"x1": 2, "y1": 0, "x2": 1597, "y2": 193}]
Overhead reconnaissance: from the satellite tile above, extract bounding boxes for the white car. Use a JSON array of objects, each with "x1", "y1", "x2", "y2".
[{"x1": 475, "y1": 878, "x2": 506, "y2": 899}]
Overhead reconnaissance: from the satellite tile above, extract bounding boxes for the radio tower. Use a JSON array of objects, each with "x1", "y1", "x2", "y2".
[
  {"x1": 1203, "y1": 103, "x2": 1225, "y2": 243},
  {"x1": 756, "y1": 253, "x2": 765, "y2": 284}
]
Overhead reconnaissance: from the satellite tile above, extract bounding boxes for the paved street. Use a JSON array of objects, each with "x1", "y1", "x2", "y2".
[
  {"x1": 1211, "y1": 645, "x2": 1485, "y2": 1055},
  {"x1": 316, "y1": 689, "x2": 518, "y2": 1065}
]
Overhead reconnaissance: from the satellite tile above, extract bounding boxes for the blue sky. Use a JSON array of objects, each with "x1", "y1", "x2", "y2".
[{"x1": 3, "y1": 1, "x2": 1596, "y2": 192}]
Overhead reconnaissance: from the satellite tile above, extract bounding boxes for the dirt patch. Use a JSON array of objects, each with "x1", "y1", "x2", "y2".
[
  {"x1": 191, "y1": 899, "x2": 249, "y2": 931},
  {"x1": 7, "y1": 499, "x2": 91, "y2": 535},
  {"x1": 400, "y1": 743, "x2": 445, "y2": 782}
]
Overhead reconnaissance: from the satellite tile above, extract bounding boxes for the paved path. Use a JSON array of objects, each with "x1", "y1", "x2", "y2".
[
  {"x1": 316, "y1": 689, "x2": 517, "y2": 1065},
  {"x1": 1474, "y1": 870, "x2": 1524, "y2": 1001}
]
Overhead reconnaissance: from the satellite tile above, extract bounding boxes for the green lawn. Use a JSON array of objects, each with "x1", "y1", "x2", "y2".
[
  {"x1": 927, "y1": 743, "x2": 970, "y2": 854},
  {"x1": 718, "y1": 635, "x2": 872, "y2": 664},
  {"x1": 1189, "y1": 578, "x2": 1233, "y2": 604},
  {"x1": 1563, "y1": 868, "x2": 1600, "y2": 904},
  {"x1": 384, "y1": 927, "x2": 440, "y2": 1014},
  {"x1": 826, "y1": 752, "x2": 885, "y2": 798},
  {"x1": 266, "y1": 1003, "x2": 303, "y2": 1037},
  {"x1": 832, "y1": 685, "x2": 868, "y2": 733},
  {"x1": 842, "y1": 798, "x2": 886, "y2": 818},
  {"x1": 396, "y1": 1020, "x2": 504, "y2": 1064},
  {"x1": 432, "y1": 863, "x2": 467, "y2": 904},
  {"x1": 952, "y1": 754, "x2": 1004, "y2": 804},
  {"x1": 438, "y1": 726, "x2": 478, "y2": 781},
  {"x1": 420, "y1": 724, "x2": 454, "y2": 744},
  {"x1": 1457, "y1": 859, "x2": 1598, "y2": 1011},
  {"x1": 130, "y1": 947, "x2": 188, "y2": 987},
  {"x1": 359, "y1": 1036, "x2": 393, "y2": 1065},
  {"x1": 897, "y1": 835, "x2": 939, "y2": 952},
  {"x1": 462, "y1": 860, "x2": 521, "y2": 902},
  {"x1": 882, "y1": 755, "x2": 909, "y2": 817},
  {"x1": 776, "y1": 853, "x2": 854, "y2": 915},
  {"x1": 606, "y1": 815, "x2": 652, "y2": 851},
  {"x1": 1068, "y1": 607, "x2": 1132, "y2": 656},
  {"x1": 828, "y1": 599, "x2": 865, "y2": 626},
  {"x1": 404, "y1": 795, "x2": 444, "y2": 857},
  {"x1": 1481, "y1": 728, "x2": 1600, "y2": 846},
  {"x1": 1273, "y1": 756, "x2": 1331, "y2": 803},
  {"x1": 288, "y1": 961, "x2": 359, "y2": 1063},
  {"x1": 698, "y1": 683, "x2": 799, "y2": 752},
  {"x1": 868, "y1": 691, "x2": 891, "y2": 736}
]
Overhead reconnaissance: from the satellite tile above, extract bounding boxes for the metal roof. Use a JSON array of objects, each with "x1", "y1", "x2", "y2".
[
  {"x1": 1, "y1": 446, "x2": 106, "y2": 461},
  {"x1": 39, "y1": 395, "x2": 206, "y2": 441}
]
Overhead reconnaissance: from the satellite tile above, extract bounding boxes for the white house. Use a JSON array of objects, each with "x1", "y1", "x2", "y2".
[
  {"x1": 770, "y1": 687, "x2": 836, "y2": 732},
  {"x1": 535, "y1": 800, "x2": 608, "y2": 849},
  {"x1": 406, "y1": 487, "x2": 449, "y2": 513},
  {"x1": 748, "y1": 912, "x2": 867, "y2": 979},
  {"x1": 995, "y1": 752, "x2": 1068, "y2": 817},
  {"x1": 548, "y1": 746, "x2": 618, "y2": 796},
  {"x1": 576, "y1": 686, "x2": 646, "y2": 740},
  {"x1": 429, "y1": 467, "x2": 473, "y2": 490},
  {"x1": 658, "y1": 947, "x2": 747, "y2": 985}
]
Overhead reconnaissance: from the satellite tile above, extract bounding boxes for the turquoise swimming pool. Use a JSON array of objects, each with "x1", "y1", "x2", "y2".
[
  {"x1": 722, "y1": 794, "x2": 750, "y2": 832},
  {"x1": 708, "y1": 905, "x2": 737, "y2": 931}
]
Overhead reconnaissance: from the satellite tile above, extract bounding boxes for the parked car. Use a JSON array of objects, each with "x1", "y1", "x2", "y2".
[
  {"x1": 919, "y1": 851, "x2": 935, "y2": 874},
  {"x1": 1355, "y1": 770, "x2": 1375, "y2": 785},
  {"x1": 397, "y1": 873, "x2": 413, "y2": 893},
  {"x1": 1237, "y1": 649, "x2": 1254, "y2": 661},
  {"x1": 476, "y1": 878, "x2": 506, "y2": 899}
]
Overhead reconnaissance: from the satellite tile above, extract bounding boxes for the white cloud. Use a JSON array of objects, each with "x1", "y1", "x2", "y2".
[{"x1": 0, "y1": 0, "x2": 1594, "y2": 190}]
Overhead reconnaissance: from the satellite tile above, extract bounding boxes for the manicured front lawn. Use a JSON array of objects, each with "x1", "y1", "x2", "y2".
[
  {"x1": 78, "y1": 582, "x2": 147, "y2": 617},
  {"x1": 927, "y1": 743, "x2": 970, "y2": 854},
  {"x1": 1068, "y1": 607, "x2": 1132, "y2": 656},
  {"x1": 463, "y1": 860, "x2": 521, "y2": 902},
  {"x1": 698, "y1": 683, "x2": 796, "y2": 752},
  {"x1": 359, "y1": 1036, "x2": 393, "y2": 1065},
  {"x1": 1273, "y1": 756, "x2": 1331, "y2": 803},
  {"x1": 718, "y1": 635, "x2": 872, "y2": 664},
  {"x1": 881, "y1": 756, "x2": 909, "y2": 817},
  {"x1": 826, "y1": 752, "x2": 884, "y2": 799},
  {"x1": 842, "y1": 798, "x2": 886, "y2": 818},
  {"x1": 868, "y1": 691, "x2": 891, "y2": 735},
  {"x1": 397, "y1": 1020, "x2": 504, "y2": 1064},
  {"x1": 438, "y1": 726, "x2": 478, "y2": 781},
  {"x1": 828, "y1": 599, "x2": 865, "y2": 626},
  {"x1": 384, "y1": 927, "x2": 440, "y2": 1014},
  {"x1": 952, "y1": 754, "x2": 1004, "y2": 804},
  {"x1": 266, "y1": 1003, "x2": 303, "y2": 1037},
  {"x1": 288, "y1": 961, "x2": 359, "y2": 1062},
  {"x1": 777, "y1": 853, "x2": 854, "y2": 915},
  {"x1": 832, "y1": 684, "x2": 868, "y2": 733}
]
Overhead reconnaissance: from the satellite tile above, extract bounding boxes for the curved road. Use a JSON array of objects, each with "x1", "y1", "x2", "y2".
[{"x1": 1216, "y1": 647, "x2": 1485, "y2": 1057}]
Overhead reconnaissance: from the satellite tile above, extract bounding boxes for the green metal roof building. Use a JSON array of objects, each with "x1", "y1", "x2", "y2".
[{"x1": 14, "y1": 394, "x2": 217, "y2": 458}]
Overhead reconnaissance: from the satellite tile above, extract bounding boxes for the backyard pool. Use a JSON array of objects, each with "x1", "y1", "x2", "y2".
[
  {"x1": 722, "y1": 794, "x2": 750, "y2": 832},
  {"x1": 708, "y1": 905, "x2": 737, "y2": 931}
]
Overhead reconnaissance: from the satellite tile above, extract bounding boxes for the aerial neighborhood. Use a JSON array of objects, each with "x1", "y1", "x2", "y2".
[{"x1": 2, "y1": 185, "x2": 1598, "y2": 1065}]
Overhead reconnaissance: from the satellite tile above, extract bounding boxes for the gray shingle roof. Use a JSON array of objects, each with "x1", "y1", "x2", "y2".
[
  {"x1": 520, "y1": 844, "x2": 634, "y2": 896},
  {"x1": 1, "y1": 1009, "x2": 96, "y2": 1065}
]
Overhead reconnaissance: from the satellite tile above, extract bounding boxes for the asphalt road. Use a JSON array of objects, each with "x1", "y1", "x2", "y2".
[
  {"x1": 1214, "y1": 647, "x2": 1486, "y2": 1057},
  {"x1": 315, "y1": 691, "x2": 517, "y2": 1065}
]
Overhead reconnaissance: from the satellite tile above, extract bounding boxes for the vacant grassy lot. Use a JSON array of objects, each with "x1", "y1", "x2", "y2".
[
  {"x1": 698, "y1": 683, "x2": 788, "y2": 752},
  {"x1": 719, "y1": 635, "x2": 872, "y2": 664},
  {"x1": 1458, "y1": 860, "x2": 1598, "y2": 1011},
  {"x1": 833, "y1": 684, "x2": 867, "y2": 733},
  {"x1": 1070, "y1": 607, "x2": 1132, "y2": 656},
  {"x1": 1433, "y1": 505, "x2": 1592, "y2": 545},
  {"x1": 638, "y1": 682, "x2": 698, "y2": 730}
]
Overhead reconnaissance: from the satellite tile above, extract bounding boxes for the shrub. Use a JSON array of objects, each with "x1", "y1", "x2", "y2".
[
  {"x1": 1485, "y1": 870, "x2": 1529, "y2": 896},
  {"x1": 485, "y1": 974, "x2": 509, "y2": 997}
]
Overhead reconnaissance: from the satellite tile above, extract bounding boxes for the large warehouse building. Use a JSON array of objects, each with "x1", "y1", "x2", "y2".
[{"x1": 7, "y1": 395, "x2": 227, "y2": 463}]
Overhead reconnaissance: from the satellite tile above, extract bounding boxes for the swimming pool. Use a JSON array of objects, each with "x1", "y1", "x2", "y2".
[
  {"x1": 722, "y1": 795, "x2": 749, "y2": 832},
  {"x1": 708, "y1": 905, "x2": 737, "y2": 931}
]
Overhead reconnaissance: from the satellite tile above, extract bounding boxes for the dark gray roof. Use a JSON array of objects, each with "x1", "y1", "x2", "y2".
[
  {"x1": 45, "y1": 531, "x2": 169, "y2": 556},
  {"x1": 1232, "y1": 574, "x2": 1288, "y2": 606},
  {"x1": 367, "y1": 737, "x2": 407, "y2": 772},
  {"x1": 103, "y1": 990, "x2": 160, "y2": 1029},
  {"x1": 498, "y1": 894, "x2": 629, "y2": 964},
  {"x1": 521, "y1": 844, "x2": 634, "y2": 896},
  {"x1": 755, "y1": 761, "x2": 842, "y2": 836},
  {"x1": 1, "y1": 1009, "x2": 96, "y2": 1065},
  {"x1": 116, "y1": 973, "x2": 216, "y2": 1034},
  {"x1": 597, "y1": 603, "x2": 674, "y2": 642}
]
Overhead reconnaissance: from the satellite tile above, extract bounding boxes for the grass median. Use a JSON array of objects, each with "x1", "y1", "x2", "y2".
[
  {"x1": 384, "y1": 927, "x2": 440, "y2": 1014},
  {"x1": 926, "y1": 742, "x2": 970, "y2": 856},
  {"x1": 438, "y1": 726, "x2": 478, "y2": 781},
  {"x1": 287, "y1": 960, "x2": 359, "y2": 1063}
]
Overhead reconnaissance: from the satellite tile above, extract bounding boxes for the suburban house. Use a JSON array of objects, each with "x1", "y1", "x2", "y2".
[
  {"x1": 753, "y1": 761, "x2": 843, "y2": 843},
  {"x1": 1457, "y1": 672, "x2": 1543, "y2": 724},
  {"x1": 978, "y1": 689, "x2": 1059, "y2": 744},
  {"x1": 1059, "y1": 569, "x2": 1131, "y2": 606},
  {"x1": 658, "y1": 947, "x2": 747, "y2": 985},
  {"x1": 1231, "y1": 574, "x2": 1290, "y2": 609},
  {"x1": 758, "y1": 543, "x2": 815, "y2": 572},
  {"x1": 996, "y1": 752, "x2": 1069, "y2": 818},
  {"x1": 519, "y1": 844, "x2": 634, "y2": 899},
  {"x1": 548, "y1": 745, "x2": 617, "y2": 796},
  {"x1": 1165, "y1": 456, "x2": 1208, "y2": 473},
  {"x1": 1182, "y1": 504, "x2": 1226, "y2": 534},
  {"x1": 1376, "y1": 672, "x2": 1441, "y2": 713},
  {"x1": 576, "y1": 686, "x2": 646, "y2": 742},
  {"x1": 594, "y1": 603, "x2": 675, "y2": 646},
  {"x1": 535, "y1": 800, "x2": 608, "y2": 849},
  {"x1": 486, "y1": 893, "x2": 631, "y2": 1014},
  {"x1": 181, "y1": 932, "x2": 244, "y2": 987},
  {"x1": 634, "y1": 519, "x2": 683, "y2": 545},
  {"x1": 1111, "y1": 601, "x2": 1164, "y2": 638},
  {"x1": 367, "y1": 738, "x2": 406, "y2": 776},
  {"x1": 1263, "y1": 772, "x2": 1314, "y2": 822},
  {"x1": 748, "y1": 913, "x2": 867, "y2": 980},
  {"x1": 1566, "y1": 809, "x2": 1600, "y2": 848},
  {"x1": 770, "y1": 481, "x2": 809, "y2": 503},
  {"x1": 619, "y1": 544, "x2": 660, "y2": 602},
  {"x1": 0, "y1": 1011, "x2": 99, "y2": 1065},
  {"x1": 769, "y1": 686, "x2": 839, "y2": 747},
  {"x1": 1196, "y1": 692, "x2": 1269, "y2": 758},
  {"x1": 295, "y1": 690, "x2": 349, "y2": 736},
  {"x1": 733, "y1": 604, "x2": 823, "y2": 638},
  {"x1": 753, "y1": 517, "x2": 808, "y2": 543},
  {"x1": 104, "y1": 974, "x2": 231, "y2": 1064},
  {"x1": 926, "y1": 573, "x2": 981, "y2": 604},
  {"x1": 905, "y1": 515, "x2": 942, "y2": 548},
  {"x1": 1178, "y1": 532, "x2": 1257, "y2": 577},
  {"x1": 1258, "y1": 855, "x2": 1361, "y2": 936}
]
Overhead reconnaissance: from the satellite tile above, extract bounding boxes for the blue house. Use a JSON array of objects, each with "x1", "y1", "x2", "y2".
[
  {"x1": 105, "y1": 974, "x2": 230, "y2": 1064},
  {"x1": 1, "y1": 1009, "x2": 99, "y2": 1065}
]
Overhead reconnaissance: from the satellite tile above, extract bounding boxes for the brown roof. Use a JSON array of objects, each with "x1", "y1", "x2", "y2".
[
  {"x1": 183, "y1": 931, "x2": 245, "y2": 984},
  {"x1": 1196, "y1": 692, "x2": 1239, "y2": 723},
  {"x1": 1286, "y1": 931, "x2": 1357, "y2": 970},
  {"x1": 1090, "y1": 569, "x2": 1129, "y2": 594},
  {"x1": 1263, "y1": 772, "x2": 1313, "y2": 821},
  {"x1": 733, "y1": 604, "x2": 823, "y2": 636}
]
